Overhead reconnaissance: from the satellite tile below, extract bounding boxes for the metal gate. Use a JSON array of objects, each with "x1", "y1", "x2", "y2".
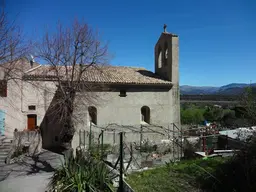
[{"x1": 0, "y1": 109, "x2": 5, "y2": 135}]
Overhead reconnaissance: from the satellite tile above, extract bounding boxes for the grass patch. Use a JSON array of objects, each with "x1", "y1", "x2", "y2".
[{"x1": 126, "y1": 157, "x2": 227, "y2": 192}]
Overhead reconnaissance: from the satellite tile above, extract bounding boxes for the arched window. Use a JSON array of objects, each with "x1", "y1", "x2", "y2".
[
  {"x1": 141, "y1": 106, "x2": 150, "y2": 124},
  {"x1": 158, "y1": 47, "x2": 162, "y2": 68},
  {"x1": 88, "y1": 106, "x2": 97, "y2": 125},
  {"x1": 164, "y1": 42, "x2": 168, "y2": 65}
]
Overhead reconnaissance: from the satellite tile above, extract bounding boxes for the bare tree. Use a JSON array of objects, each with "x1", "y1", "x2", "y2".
[
  {"x1": 35, "y1": 20, "x2": 109, "y2": 145},
  {"x1": 0, "y1": 6, "x2": 30, "y2": 81}
]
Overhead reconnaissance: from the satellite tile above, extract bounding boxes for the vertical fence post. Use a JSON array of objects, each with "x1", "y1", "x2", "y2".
[
  {"x1": 113, "y1": 130, "x2": 116, "y2": 145},
  {"x1": 83, "y1": 130, "x2": 85, "y2": 147},
  {"x1": 180, "y1": 125, "x2": 183, "y2": 159},
  {"x1": 177, "y1": 126, "x2": 180, "y2": 160},
  {"x1": 79, "y1": 129, "x2": 81, "y2": 146},
  {"x1": 101, "y1": 129, "x2": 104, "y2": 159},
  {"x1": 118, "y1": 132, "x2": 124, "y2": 192},
  {"x1": 140, "y1": 125, "x2": 143, "y2": 153},
  {"x1": 89, "y1": 121, "x2": 92, "y2": 150},
  {"x1": 172, "y1": 123, "x2": 175, "y2": 161},
  {"x1": 168, "y1": 124, "x2": 170, "y2": 139}
]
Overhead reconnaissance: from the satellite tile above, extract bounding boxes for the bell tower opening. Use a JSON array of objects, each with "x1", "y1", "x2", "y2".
[{"x1": 158, "y1": 47, "x2": 163, "y2": 68}]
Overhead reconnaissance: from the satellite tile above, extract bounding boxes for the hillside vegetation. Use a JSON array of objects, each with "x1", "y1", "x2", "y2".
[
  {"x1": 127, "y1": 136, "x2": 256, "y2": 192},
  {"x1": 126, "y1": 158, "x2": 226, "y2": 192}
]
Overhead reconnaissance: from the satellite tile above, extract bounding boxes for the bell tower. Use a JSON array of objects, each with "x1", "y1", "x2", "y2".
[
  {"x1": 154, "y1": 24, "x2": 179, "y2": 86},
  {"x1": 155, "y1": 24, "x2": 180, "y2": 127}
]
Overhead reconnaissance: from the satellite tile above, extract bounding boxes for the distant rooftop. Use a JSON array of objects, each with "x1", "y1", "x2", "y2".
[{"x1": 219, "y1": 127, "x2": 256, "y2": 141}]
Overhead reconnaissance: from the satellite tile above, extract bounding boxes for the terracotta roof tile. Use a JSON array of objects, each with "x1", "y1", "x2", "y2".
[{"x1": 24, "y1": 65, "x2": 172, "y2": 85}]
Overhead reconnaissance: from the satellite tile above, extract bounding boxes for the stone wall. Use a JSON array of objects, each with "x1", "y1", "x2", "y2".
[{"x1": 13, "y1": 130, "x2": 42, "y2": 155}]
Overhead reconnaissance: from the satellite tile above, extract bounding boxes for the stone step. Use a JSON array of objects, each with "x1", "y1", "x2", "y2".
[
  {"x1": 0, "y1": 151, "x2": 9, "y2": 155},
  {"x1": 0, "y1": 156, "x2": 8, "y2": 160},
  {"x1": 0, "y1": 150, "x2": 8, "y2": 153},
  {"x1": 3, "y1": 141, "x2": 12, "y2": 144},
  {"x1": 1, "y1": 138, "x2": 13, "y2": 142},
  {"x1": 0, "y1": 159, "x2": 6, "y2": 164},
  {"x1": 2, "y1": 140, "x2": 12, "y2": 144},
  {"x1": 0, "y1": 136, "x2": 6, "y2": 142},
  {"x1": 0, "y1": 143, "x2": 12, "y2": 149},
  {"x1": 0, "y1": 147, "x2": 12, "y2": 151},
  {"x1": 0, "y1": 147, "x2": 11, "y2": 151},
  {"x1": 0, "y1": 143, "x2": 12, "y2": 147}
]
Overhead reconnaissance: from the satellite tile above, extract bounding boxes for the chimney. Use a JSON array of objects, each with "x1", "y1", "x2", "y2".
[
  {"x1": 163, "y1": 24, "x2": 167, "y2": 33},
  {"x1": 30, "y1": 55, "x2": 35, "y2": 68}
]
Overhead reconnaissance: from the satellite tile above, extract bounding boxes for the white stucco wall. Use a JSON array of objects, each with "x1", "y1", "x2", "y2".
[
  {"x1": 0, "y1": 78, "x2": 57, "y2": 138},
  {"x1": 74, "y1": 89, "x2": 173, "y2": 127}
]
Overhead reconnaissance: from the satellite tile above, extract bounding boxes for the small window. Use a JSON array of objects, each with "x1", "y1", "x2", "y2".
[
  {"x1": 141, "y1": 106, "x2": 150, "y2": 124},
  {"x1": 28, "y1": 105, "x2": 36, "y2": 110},
  {"x1": 88, "y1": 106, "x2": 97, "y2": 125},
  {"x1": 119, "y1": 90, "x2": 127, "y2": 97},
  {"x1": 0, "y1": 80, "x2": 7, "y2": 97}
]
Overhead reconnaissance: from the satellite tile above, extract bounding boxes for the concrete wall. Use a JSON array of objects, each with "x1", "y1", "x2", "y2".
[{"x1": 71, "y1": 88, "x2": 179, "y2": 151}]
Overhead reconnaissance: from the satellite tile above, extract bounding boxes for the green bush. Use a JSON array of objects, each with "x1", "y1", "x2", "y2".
[
  {"x1": 89, "y1": 143, "x2": 112, "y2": 160},
  {"x1": 200, "y1": 138, "x2": 256, "y2": 192},
  {"x1": 127, "y1": 157, "x2": 226, "y2": 192},
  {"x1": 181, "y1": 106, "x2": 205, "y2": 125}
]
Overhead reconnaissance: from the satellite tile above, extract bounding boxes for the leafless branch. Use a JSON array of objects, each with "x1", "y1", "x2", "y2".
[
  {"x1": 33, "y1": 20, "x2": 109, "y2": 143},
  {"x1": 0, "y1": 7, "x2": 31, "y2": 82}
]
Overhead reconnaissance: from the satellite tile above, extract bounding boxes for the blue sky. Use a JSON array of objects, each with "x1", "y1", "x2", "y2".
[{"x1": 5, "y1": 0, "x2": 256, "y2": 86}]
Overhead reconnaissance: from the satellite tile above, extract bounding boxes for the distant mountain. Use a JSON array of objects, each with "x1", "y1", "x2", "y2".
[{"x1": 180, "y1": 83, "x2": 256, "y2": 95}]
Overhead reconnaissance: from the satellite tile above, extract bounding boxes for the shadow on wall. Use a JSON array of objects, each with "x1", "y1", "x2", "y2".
[{"x1": 40, "y1": 88, "x2": 68, "y2": 152}]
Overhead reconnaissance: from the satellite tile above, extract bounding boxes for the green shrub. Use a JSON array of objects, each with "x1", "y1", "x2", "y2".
[
  {"x1": 200, "y1": 138, "x2": 256, "y2": 192},
  {"x1": 127, "y1": 157, "x2": 226, "y2": 192},
  {"x1": 48, "y1": 154, "x2": 115, "y2": 192},
  {"x1": 181, "y1": 106, "x2": 205, "y2": 125}
]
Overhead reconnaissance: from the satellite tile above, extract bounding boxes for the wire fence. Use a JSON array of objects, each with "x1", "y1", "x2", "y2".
[{"x1": 78, "y1": 122, "x2": 183, "y2": 173}]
